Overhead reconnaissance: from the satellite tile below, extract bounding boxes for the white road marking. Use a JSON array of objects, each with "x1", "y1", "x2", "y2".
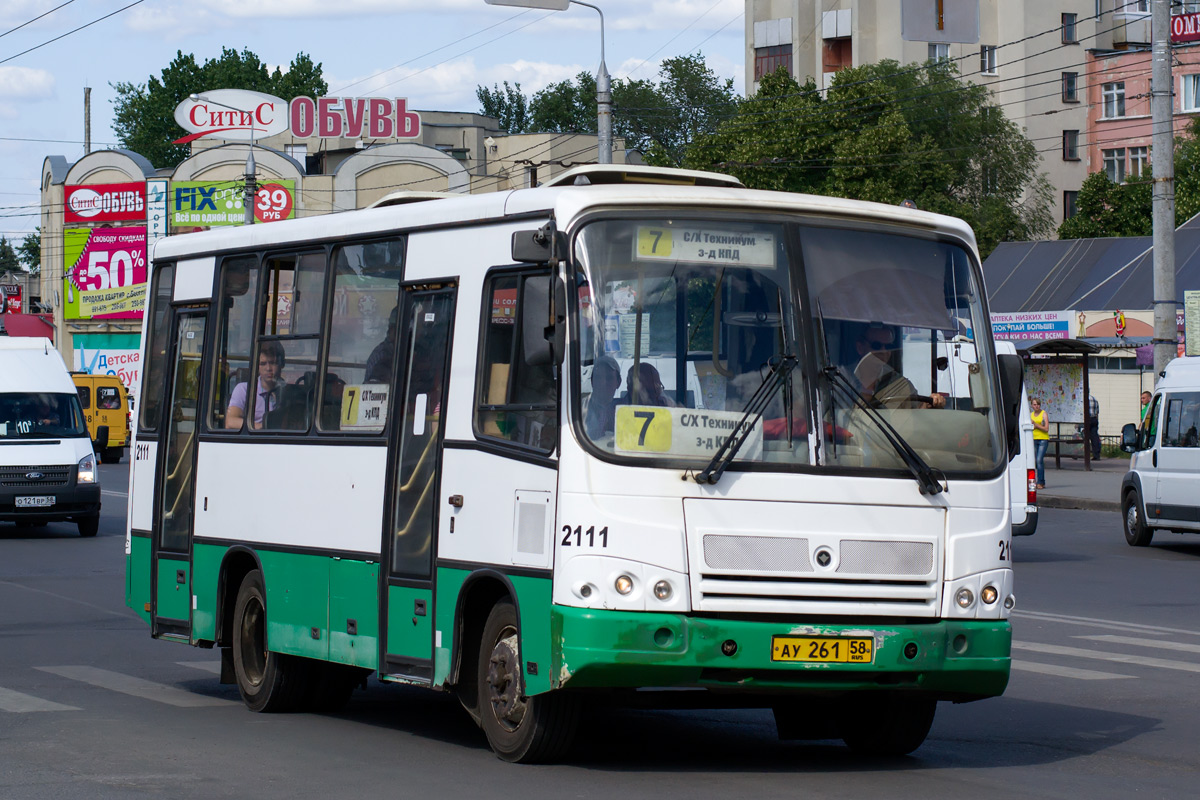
[
  {"x1": 102, "y1": 490, "x2": 127, "y2": 497},
  {"x1": 178, "y1": 661, "x2": 221, "y2": 675},
  {"x1": 0, "y1": 686, "x2": 79, "y2": 713},
  {"x1": 1012, "y1": 642, "x2": 1200, "y2": 674},
  {"x1": 1075, "y1": 634, "x2": 1200, "y2": 655},
  {"x1": 1014, "y1": 610, "x2": 1200, "y2": 638},
  {"x1": 1011, "y1": 660, "x2": 1132, "y2": 681},
  {"x1": 35, "y1": 666, "x2": 234, "y2": 708}
]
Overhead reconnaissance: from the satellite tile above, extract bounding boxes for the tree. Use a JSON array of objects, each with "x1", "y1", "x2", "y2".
[
  {"x1": 477, "y1": 81, "x2": 530, "y2": 134},
  {"x1": 684, "y1": 60, "x2": 1053, "y2": 256},
  {"x1": 18, "y1": 229, "x2": 40, "y2": 274},
  {"x1": 0, "y1": 237, "x2": 19, "y2": 273},
  {"x1": 112, "y1": 48, "x2": 328, "y2": 169}
]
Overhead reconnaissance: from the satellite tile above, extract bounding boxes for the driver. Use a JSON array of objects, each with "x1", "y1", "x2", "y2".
[{"x1": 852, "y1": 323, "x2": 945, "y2": 410}]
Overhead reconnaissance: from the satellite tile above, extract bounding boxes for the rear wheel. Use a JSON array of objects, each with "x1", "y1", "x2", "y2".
[
  {"x1": 101, "y1": 447, "x2": 123, "y2": 464},
  {"x1": 477, "y1": 600, "x2": 578, "y2": 763},
  {"x1": 1123, "y1": 491, "x2": 1153, "y2": 547},
  {"x1": 231, "y1": 569, "x2": 311, "y2": 712},
  {"x1": 77, "y1": 514, "x2": 99, "y2": 537},
  {"x1": 841, "y1": 694, "x2": 936, "y2": 756}
]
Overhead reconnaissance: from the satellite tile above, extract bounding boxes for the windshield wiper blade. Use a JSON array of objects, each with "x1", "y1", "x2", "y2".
[
  {"x1": 694, "y1": 354, "x2": 796, "y2": 485},
  {"x1": 823, "y1": 365, "x2": 944, "y2": 496}
]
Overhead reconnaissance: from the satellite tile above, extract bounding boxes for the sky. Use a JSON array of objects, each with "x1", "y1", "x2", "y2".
[{"x1": 0, "y1": 0, "x2": 747, "y2": 244}]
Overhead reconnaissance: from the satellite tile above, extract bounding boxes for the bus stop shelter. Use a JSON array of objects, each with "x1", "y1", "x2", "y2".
[{"x1": 1017, "y1": 338, "x2": 1101, "y2": 471}]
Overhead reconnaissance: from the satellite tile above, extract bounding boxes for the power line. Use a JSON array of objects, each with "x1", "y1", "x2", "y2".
[
  {"x1": 0, "y1": 0, "x2": 77, "y2": 40},
  {"x1": 0, "y1": 0, "x2": 146, "y2": 66}
]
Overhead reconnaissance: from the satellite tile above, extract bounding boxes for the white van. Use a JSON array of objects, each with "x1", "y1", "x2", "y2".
[
  {"x1": 0, "y1": 338, "x2": 101, "y2": 536},
  {"x1": 1121, "y1": 356, "x2": 1200, "y2": 546},
  {"x1": 998, "y1": 342, "x2": 1038, "y2": 536}
]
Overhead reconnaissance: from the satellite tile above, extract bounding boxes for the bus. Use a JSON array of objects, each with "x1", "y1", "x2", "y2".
[{"x1": 126, "y1": 164, "x2": 1024, "y2": 762}]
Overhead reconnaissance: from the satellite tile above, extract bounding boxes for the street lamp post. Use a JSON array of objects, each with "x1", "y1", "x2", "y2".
[
  {"x1": 188, "y1": 93, "x2": 257, "y2": 224},
  {"x1": 483, "y1": 0, "x2": 612, "y2": 164}
]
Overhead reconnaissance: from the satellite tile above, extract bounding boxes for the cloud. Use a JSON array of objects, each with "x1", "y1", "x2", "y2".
[{"x1": 0, "y1": 67, "x2": 55, "y2": 100}]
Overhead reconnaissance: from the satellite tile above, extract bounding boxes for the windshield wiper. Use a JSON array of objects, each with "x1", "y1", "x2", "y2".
[
  {"x1": 823, "y1": 365, "x2": 945, "y2": 496},
  {"x1": 694, "y1": 354, "x2": 796, "y2": 485}
]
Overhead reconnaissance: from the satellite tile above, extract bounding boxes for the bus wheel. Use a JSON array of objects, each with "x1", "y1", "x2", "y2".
[
  {"x1": 841, "y1": 694, "x2": 936, "y2": 756},
  {"x1": 232, "y1": 569, "x2": 310, "y2": 712},
  {"x1": 77, "y1": 514, "x2": 99, "y2": 537},
  {"x1": 477, "y1": 600, "x2": 578, "y2": 763}
]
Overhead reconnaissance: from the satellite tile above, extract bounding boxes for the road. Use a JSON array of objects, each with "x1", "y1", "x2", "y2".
[{"x1": 2, "y1": 463, "x2": 1198, "y2": 799}]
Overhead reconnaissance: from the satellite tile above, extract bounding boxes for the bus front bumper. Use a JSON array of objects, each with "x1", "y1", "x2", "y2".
[{"x1": 552, "y1": 607, "x2": 1010, "y2": 701}]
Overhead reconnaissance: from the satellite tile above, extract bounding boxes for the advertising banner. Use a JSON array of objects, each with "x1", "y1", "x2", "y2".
[
  {"x1": 1025, "y1": 362, "x2": 1085, "y2": 424},
  {"x1": 63, "y1": 227, "x2": 148, "y2": 321},
  {"x1": 990, "y1": 310, "x2": 1074, "y2": 341},
  {"x1": 173, "y1": 90, "x2": 421, "y2": 142},
  {"x1": 1172, "y1": 12, "x2": 1200, "y2": 43},
  {"x1": 1, "y1": 283, "x2": 20, "y2": 313},
  {"x1": 64, "y1": 182, "x2": 147, "y2": 224},
  {"x1": 170, "y1": 179, "x2": 295, "y2": 227},
  {"x1": 73, "y1": 333, "x2": 143, "y2": 408},
  {"x1": 146, "y1": 178, "x2": 168, "y2": 244}
]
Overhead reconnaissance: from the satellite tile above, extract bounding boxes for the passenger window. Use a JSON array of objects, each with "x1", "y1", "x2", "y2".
[
  {"x1": 1140, "y1": 395, "x2": 1161, "y2": 450},
  {"x1": 262, "y1": 253, "x2": 326, "y2": 336},
  {"x1": 139, "y1": 263, "x2": 175, "y2": 432},
  {"x1": 76, "y1": 385, "x2": 91, "y2": 410},
  {"x1": 474, "y1": 270, "x2": 558, "y2": 452},
  {"x1": 319, "y1": 239, "x2": 405, "y2": 433},
  {"x1": 251, "y1": 337, "x2": 320, "y2": 432},
  {"x1": 97, "y1": 387, "x2": 121, "y2": 410},
  {"x1": 209, "y1": 257, "x2": 260, "y2": 431},
  {"x1": 1163, "y1": 392, "x2": 1200, "y2": 448}
]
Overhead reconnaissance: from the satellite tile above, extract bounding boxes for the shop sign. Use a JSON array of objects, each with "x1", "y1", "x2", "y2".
[
  {"x1": 1172, "y1": 13, "x2": 1200, "y2": 43},
  {"x1": 1, "y1": 283, "x2": 20, "y2": 313},
  {"x1": 990, "y1": 310, "x2": 1074, "y2": 341},
  {"x1": 63, "y1": 227, "x2": 147, "y2": 321},
  {"x1": 173, "y1": 90, "x2": 420, "y2": 143},
  {"x1": 64, "y1": 182, "x2": 146, "y2": 224},
  {"x1": 173, "y1": 89, "x2": 290, "y2": 143},
  {"x1": 170, "y1": 180, "x2": 295, "y2": 226}
]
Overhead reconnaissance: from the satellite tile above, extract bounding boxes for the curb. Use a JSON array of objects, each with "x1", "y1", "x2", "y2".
[{"x1": 1038, "y1": 495, "x2": 1120, "y2": 513}]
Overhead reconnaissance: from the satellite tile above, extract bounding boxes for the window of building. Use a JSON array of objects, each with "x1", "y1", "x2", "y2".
[
  {"x1": 1129, "y1": 145, "x2": 1150, "y2": 178},
  {"x1": 1062, "y1": 71, "x2": 1079, "y2": 102},
  {"x1": 1102, "y1": 82, "x2": 1126, "y2": 118},
  {"x1": 1182, "y1": 74, "x2": 1200, "y2": 112},
  {"x1": 1062, "y1": 13, "x2": 1078, "y2": 44},
  {"x1": 1103, "y1": 148, "x2": 1127, "y2": 183},
  {"x1": 1063, "y1": 130, "x2": 1080, "y2": 160},
  {"x1": 980, "y1": 45, "x2": 997, "y2": 75},
  {"x1": 1063, "y1": 190, "x2": 1079, "y2": 220},
  {"x1": 474, "y1": 270, "x2": 558, "y2": 453},
  {"x1": 755, "y1": 45, "x2": 792, "y2": 80},
  {"x1": 928, "y1": 43, "x2": 950, "y2": 62},
  {"x1": 1116, "y1": 1, "x2": 1150, "y2": 14}
]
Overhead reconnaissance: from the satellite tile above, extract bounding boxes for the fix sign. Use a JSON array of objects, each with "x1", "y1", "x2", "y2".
[{"x1": 174, "y1": 89, "x2": 421, "y2": 143}]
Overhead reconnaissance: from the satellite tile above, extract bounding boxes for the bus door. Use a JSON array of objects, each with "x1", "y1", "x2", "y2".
[
  {"x1": 151, "y1": 308, "x2": 207, "y2": 639},
  {"x1": 381, "y1": 284, "x2": 456, "y2": 681}
]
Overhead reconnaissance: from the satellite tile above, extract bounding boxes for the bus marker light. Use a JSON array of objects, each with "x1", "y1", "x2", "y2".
[
  {"x1": 615, "y1": 575, "x2": 634, "y2": 595},
  {"x1": 721, "y1": 640, "x2": 738, "y2": 656},
  {"x1": 955, "y1": 588, "x2": 974, "y2": 609},
  {"x1": 578, "y1": 583, "x2": 594, "y2": 599},
  {"x1": 1004, "y1": 594, "x2": 1015, "y2": 610},
  {"x1": 653, "y1": 580, "x2": 672, "y2": 600},
  {"x1": 981, "y1": 585, "x2": 998, "y2": 605}
]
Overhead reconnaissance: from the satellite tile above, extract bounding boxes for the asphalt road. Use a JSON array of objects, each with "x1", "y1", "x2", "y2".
[{"x1": 2, "y1": 464, "x2": 1198, "y2": 799}]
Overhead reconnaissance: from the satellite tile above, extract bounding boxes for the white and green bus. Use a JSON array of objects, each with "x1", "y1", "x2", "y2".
[{"x1": 126, "y1": 164, "x2": 1025, "y2": 762}]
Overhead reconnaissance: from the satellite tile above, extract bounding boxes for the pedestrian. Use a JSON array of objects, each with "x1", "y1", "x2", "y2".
[
  {"x1": 1140, "y1": 391, "x2": 1152, "y2": 422},
  {"x1": 1031, "y1": 396, "x2": 1049, "y2": 489},
  {"x1": 1087, "y1": 393, "x2": 1101, "y2": 460}
]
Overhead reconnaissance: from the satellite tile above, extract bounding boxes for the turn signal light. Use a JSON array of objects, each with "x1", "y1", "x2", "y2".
[{"x1": 1027, "y1": 469, "x2": 1037, "y2": 504}]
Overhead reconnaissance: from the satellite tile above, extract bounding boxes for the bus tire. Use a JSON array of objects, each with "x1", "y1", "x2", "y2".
[
  {"x1": 841, "y1": 694, "x2": 936, "y2": 756},
  {"x1": 477, "y1": 600, "x2": 578, "y2": 763},
  {"x1": 232, "y1": 569, "x2": 311, "y2": 712},
  {"x1": 1123, "y1": 491, "x2": 1153, "y2": 547},
  {"x1": 77, "y1": 514, "x2": 99, "y2": 537}
]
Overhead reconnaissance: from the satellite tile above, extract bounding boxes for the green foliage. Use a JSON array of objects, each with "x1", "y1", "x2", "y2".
[
  {"x1": 0, "y1": 236, "x2": 19, "y2": 273},
  {"x1": 529, "y1": 71, "x2": 598, "y2": 134},
  {"x1": 477, "y1": 81, "x2": 530, "y2": 133},
  {"x1": 685, "y1": 60, "x2": 1052, "y2": 257},
  {"x1": 111, "y1": 48, "x2": 328, "y2": 169},
  {"x1": 18, "y1": 229, "x2": 40, "y2": 274}
]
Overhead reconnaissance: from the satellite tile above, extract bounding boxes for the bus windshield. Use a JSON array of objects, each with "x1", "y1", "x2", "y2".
[
  {"x1": 0, "y1": 392, "x2": 88, "y2": 439},
  {"x1": 572, "y1": 216, "x2": 1004, "y2": 477}
]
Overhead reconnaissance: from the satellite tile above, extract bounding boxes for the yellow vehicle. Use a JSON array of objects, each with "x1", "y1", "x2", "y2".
[{"x1": 71, "y1": 373, "x2": 129, "y2": 463}]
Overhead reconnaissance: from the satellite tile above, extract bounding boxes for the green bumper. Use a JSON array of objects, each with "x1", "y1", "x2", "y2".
[{"x1": 553, "y1": 607, "x2": 1010, "y2": 700}]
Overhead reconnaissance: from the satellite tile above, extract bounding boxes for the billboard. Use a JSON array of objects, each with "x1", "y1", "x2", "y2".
[
  {"x1": 73, "y1": 333, "x2": 143, "y2": 408},
  {"x1": 64, "y1": 182, "x2": 147, "y2": 224},
  {"x1": 173, "y1": 90, "x2": 420, "y2": 142},
  {"x1": 170, "y1": 179, "x2": 296, "y2": 227},
  {"x1": 990, "y1": 310, "x2": 1074, "y2": 341},
  {"x1": 63, "y1": 227, "x2": 148, "y2": 321}
]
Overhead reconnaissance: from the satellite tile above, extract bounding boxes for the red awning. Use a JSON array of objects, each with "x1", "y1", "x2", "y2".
[{"x1": 2, "y1": 313, "x2": 55, "y2": 342}]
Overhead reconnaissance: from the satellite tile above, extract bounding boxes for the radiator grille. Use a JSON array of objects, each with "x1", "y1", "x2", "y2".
[
  {"x1": 836, "y1": 540, "x2": 934, "y2": 576},
  {"x1": 703, "y1": 534, "x2": 812, "y2": 572},
  {"x1": 0, "y1": 465, "x2": 71, "y2": 488}
]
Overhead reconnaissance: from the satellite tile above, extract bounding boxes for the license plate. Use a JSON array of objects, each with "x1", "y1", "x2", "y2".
[
  {"x1": 16, "y1": 496, "x2": 55, "y2": 508},
  {"x1": 771, "y1": 636, "x2": 874, "y2": 664}
]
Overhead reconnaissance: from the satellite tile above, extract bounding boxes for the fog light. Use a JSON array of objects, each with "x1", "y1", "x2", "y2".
[
  {"x1": 615, "y1": 575, "x2": 634, "y2": 595},
  {"x1": 903, "y1": 642, "x2": 919, "y2": 659},
  {"x1": 653, "y1": 580, "x2": 672, "y2": 600},
  {"x1": 579, "y1": 584, "x2": 593, "y2": 598},
  {"x1": 981, "y1": 585, "x2": 998, "y2": 605},
  {"x1": 721, "y1": 639, "x2": 738, "y2": 656},
  {"x1": 1004, "y1": 594, "x2": 1015, "y2": 610},
  {"x1": 955, "y1": 587, "x2": 974, "y2": 608}
]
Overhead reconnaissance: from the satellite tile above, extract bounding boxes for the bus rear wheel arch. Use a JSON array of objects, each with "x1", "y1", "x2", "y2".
[{"x1": 231, "y1": 569, "x2": 311, "y2": 712}]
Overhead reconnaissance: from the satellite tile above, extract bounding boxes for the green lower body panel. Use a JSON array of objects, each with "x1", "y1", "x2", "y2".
[
  {"x1": 553, "y1": 607, "x2": 1010, "y2": 700},
  {"x1": 155, "y1": 557, "x2": 190, "y2": 623},
  {"x1": 126, "y1": 533, "x2": 152, "y2": 624}
]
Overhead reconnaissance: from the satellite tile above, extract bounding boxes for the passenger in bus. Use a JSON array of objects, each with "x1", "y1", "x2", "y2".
[
  {"x1": 364, "y1": 306, "x2": 399, "y2": 384},
  {"x1": 626, "y1": 362, "x2": 677, "y2": 407},
  {"x1": 226, "y1": 340, "x2": 286, "y2": 430},
  {"x1": 584, "y1": 356, "x2": 622, "y2": 438},
  {"x1": 851, "y1": 323, "x2": 945, "y2": 410}
]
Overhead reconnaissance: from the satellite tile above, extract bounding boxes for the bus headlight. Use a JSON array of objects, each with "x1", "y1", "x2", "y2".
[
  {"x1": 653, "y1": 580, "x2": 672, "y2": 601},
  {"x1": 955, "y1": 587, "x2": 974, "y2": 609},
  {"x1": 615, "y1": 575, "x2": 634, "y2": 595},
  {"x1": 981, "y1": 585, "x2": 998, "y2": 605},
  {"x1": 77, "y1": 453, "x2": 97, "y2": 484}
]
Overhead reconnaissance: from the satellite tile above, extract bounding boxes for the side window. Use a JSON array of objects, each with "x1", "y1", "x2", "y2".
[
  {"x1": 319, "y1": 238, "x2": 405, "y2": 433},
  {"x1": 1140, "y1": 394, "x2": 1161, "y2": 450},
  {"x1": 76, "y1": 385, "x2": 91, "y2": 410},
  {"x1": 1163, "y1": 392, "x2": 1200, "y2": 448},
  {"x1": 209, "y1": 256, "x2": 259, "y2": 431},
  {"x1": 97, "y1": 386, "x2": 121, "y2": 410},
  {"x1": 474, "y1": 270, "x2": 558, "y2": 452},
  {"x1": 139, "y1": 262, "x2": 176, "y2": 432}
]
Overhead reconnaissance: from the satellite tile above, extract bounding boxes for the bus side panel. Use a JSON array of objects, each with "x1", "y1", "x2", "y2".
[
  {"x1": 330, "y1": 558, "x2": 379, "y2": 670},
  {"x1": 155, "y1": 557, "x2": 190, "y2": 623},
  {"x1": 190, "y1": 540, "x2": 226, "y2": 642},
  {"x1": 126, "y1": 531, "x2": 152, "y2": 623},
  {"x1": 260, "y1": 549, "x2": 330, "y2": 661},
  {"x1": 385, "y1": 585, "x2": 432, "y2": 665}
]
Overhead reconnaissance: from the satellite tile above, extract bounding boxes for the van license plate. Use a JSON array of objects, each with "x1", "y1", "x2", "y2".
[
  {"x1": 16, "y1": 496, "x2": 55, "y2": 508},
  {"x1": 771, "y1": 636, "x2": 874, "y2": 663}
]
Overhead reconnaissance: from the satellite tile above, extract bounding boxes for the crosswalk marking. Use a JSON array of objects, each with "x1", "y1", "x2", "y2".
[
  {"x1": 0, "y1": 686, "x2": 79, "y2": 713},
  {"x1": 35, "y1": 666, "x2": 235, "y2": 708},
  {"x1": 1015, "y1": 610, "x2": 1200, "y2": 638},
  {"x1": 1011, "y1": 660, "x2": 1132, "y2": 681},
  {"x1": 1076, "y1": 634, "x2": 1200, "y2": 655},
  {"x1": 1012, "y1": 642, "x2": 1200, "y2": 674},
  {"x1": 178, "y1": 661, "x2": 221, "y2": 675}
]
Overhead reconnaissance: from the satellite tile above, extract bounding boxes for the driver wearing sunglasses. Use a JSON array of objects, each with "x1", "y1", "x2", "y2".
[{"x1": 852, "y1": 323, "x2": 945, "y2": 410}]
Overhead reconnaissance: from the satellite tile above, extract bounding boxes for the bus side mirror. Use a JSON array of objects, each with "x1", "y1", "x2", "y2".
[
  {"x1": 1121, "y1": 422, "x2": 1138, "y2": 453},
  {"x1": 522, "y1": 273, "x2": 567, "y2": 367},
  {"x1": 95, "y1": 425, "x2": 109, "y2": 450},
  {"x1": 997, "y1": 354, "x2": 1023, "y2": 461},
  {"x1": 511, "y1": 224, "x2": 567, "y2": 265}
]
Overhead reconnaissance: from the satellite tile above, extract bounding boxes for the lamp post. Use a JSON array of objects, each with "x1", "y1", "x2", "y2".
[
  {"x1": 483, "y1": 0, "x2": 612, "y2": 164},
  {"x1": 188, "y1": 92, "x2": 257, "y2": 224}
]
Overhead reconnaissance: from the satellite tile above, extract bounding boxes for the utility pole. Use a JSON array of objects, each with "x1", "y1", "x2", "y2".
[
  {"x1": 83, "y1": 87, "x2": 91, "y2": 154},
  {"x1": 1152, "y1": 0, "x2": 1177, "y2": 381}
]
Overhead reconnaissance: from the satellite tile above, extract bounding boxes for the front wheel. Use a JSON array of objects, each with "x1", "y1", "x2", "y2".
[
  {"x1": 841, "y1": 694, "x2": 936, "y2": 756},
  {"x1": 77, "y1": 514, "x2": 99, "y2": 537},
  {"x1": 477, "y1": 600, "x2": 578, "y2": 763},
  {"x1": 101, "y1": 447, "x2": 123, "y2": 464},
  {"x1": 231, "y1": 569, "x2": 311, "y2": 712},
  {"x1": 1123, "y1": 492, "x2": 1153, "y2": 547}
]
